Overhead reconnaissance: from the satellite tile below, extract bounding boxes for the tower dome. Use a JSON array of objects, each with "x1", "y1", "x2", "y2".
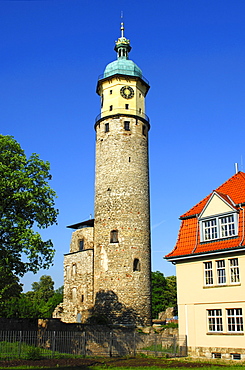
[{"x1": 103, "y1": 22, "x2": 143, "y2": 79}]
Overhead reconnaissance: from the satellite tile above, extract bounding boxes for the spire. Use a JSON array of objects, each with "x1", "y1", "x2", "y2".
[
  {"x1": 121, "y1": 21, "x2": 124, "y2": 37},
  {"x1": 114, "y1": 20, "x2": 131, "y2": 59}
]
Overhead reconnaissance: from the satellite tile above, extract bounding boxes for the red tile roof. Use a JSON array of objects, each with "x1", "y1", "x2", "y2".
[{"x1": 166, "y1": 172, "x2": 245, "y2": 260}]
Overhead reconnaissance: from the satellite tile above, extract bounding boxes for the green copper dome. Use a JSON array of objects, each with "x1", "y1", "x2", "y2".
[
  {"x1": 103, "y1": 22, "x2": 143, "y2": 79},
  {"x1": 104, "y1": 59, "x2": 143, "y2": 79}
]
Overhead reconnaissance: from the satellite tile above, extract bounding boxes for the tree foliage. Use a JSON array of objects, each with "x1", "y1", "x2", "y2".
[
  {"x1": 151, "y1": 271, "x2": 177, "y2": 319},
  {"x1": 0, "y1": 135, "x2": 58, "y2": 277},
  {"x1": 0, "y1": 265, "x2": 22, "y2": 316},
  {"x1": 0, "y1": 275, "x2": 63, "y2": 318}
]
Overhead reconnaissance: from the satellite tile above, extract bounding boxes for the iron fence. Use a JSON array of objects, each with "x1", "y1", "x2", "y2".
[{"x1": 0, "y1": 330, "x2": 187, "y2": 359}]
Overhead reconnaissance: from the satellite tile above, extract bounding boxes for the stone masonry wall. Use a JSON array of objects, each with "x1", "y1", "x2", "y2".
[
  {"x1": 93, "y1": 114, "x2": 151, "y2": 326},
  {"x1": 57, "y1": 231, "x2": 94, "y2": 323},
  {"x1": 188, "y1": 346, "x2": 245, "y2": 360},
  {"x1": 69, "y1": 227, "x2": 94, "y2": 253},
  {"x1": 55, "y1": 227, "x2": 94, "y2": 323}
]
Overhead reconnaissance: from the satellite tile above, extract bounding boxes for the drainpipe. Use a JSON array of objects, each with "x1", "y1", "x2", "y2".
[
  {"x1": 239, "y1": 205, "x2": 245, "y2": 246},
  {"x1": 191, "y1": 215, "x2": 199, "y2": 254}
]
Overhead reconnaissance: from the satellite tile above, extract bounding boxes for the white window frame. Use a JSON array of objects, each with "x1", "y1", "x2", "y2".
[
  {"x1": 200, "y1": 213, "x2": 238, "y2": 242},
  {"x1": 229, "y1": 258, "x2": 240, "y2": 284},
  {"x1": 216, "y1": 259, "x2": 226, "y2": 285},
  {"x1": 203, "y1": 218, "x2": 218, "y2": 241},
  {"x1": 220, "y1": 215, "x2": 236, "y2": 238},
  {"x1": 207, "y1": 309, "x2": 223, "y2": 332},
  {"x1": 204, "y1": 261, "x2": 213, "y2": 285},
  {"x1": 227, "y1": 308, "x2": 243, "y2": 332}
]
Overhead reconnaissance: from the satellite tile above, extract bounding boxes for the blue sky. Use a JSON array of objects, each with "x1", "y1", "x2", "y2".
[{"x1": 1, "y1": 0, "x2": 245, "y2": 291}]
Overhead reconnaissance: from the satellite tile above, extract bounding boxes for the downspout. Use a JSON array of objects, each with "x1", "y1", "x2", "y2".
[
  {"x1": 191, "y1": 215, "x2": 199, "y2": 254},
  {"x1": 239, "y1": 205, "x2": 245, "y2": 246}
]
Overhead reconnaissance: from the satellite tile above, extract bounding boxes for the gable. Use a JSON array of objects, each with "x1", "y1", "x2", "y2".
[
  {"x1": 200, "y1": 193, "x2": 235, "y2": 219},
  {"x1": 166, "y1": 172, "x2": 245, "y2": 260}
]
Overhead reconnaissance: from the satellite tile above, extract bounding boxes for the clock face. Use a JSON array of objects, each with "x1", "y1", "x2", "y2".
[{"x1": 120, "y1": 86, "x2": 134, "y2": 99}]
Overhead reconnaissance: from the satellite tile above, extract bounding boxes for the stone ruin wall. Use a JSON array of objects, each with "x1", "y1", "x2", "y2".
[{"x1": 53, "y1": 227, "x2": 94, "y2": 323}]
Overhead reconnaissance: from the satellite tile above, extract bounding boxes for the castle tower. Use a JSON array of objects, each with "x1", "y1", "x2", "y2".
[
  {"x1": 93, "y1": 23, "x2": 151, "y2": 326},
  {"x1": 54, "y1": 24, "x2": 151, "y2": 326}
]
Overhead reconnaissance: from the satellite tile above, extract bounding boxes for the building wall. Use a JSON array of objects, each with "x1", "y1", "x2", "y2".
[
  {"x1": 176, "y1": 252, "x2": 245, "y2": 357},
  {"x1": 98, "y1": 76, "x2": 146, "y2": 119}
]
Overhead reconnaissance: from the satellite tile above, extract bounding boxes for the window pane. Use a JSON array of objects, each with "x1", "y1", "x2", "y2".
[
  {"x1": 204, "y1": 262, "x2": 213, "y2": 285},
  {"x1": 204, "y1": 219, "x2": 217, "y2": 240},
  {"x1": 217, "y1": 260, "x2": 226, "y2": 284},
  {"x1": 207, "y1": 309, "x2": 223, "y2": 332},
  {"x1": 227, "y1": 308, "x2": 243, "y2": 332},
  {"x1": 220, "y1": 215, "x2": 235, "y2": 237},
  {"x1": 230, "y1": 258, "x2": 240, "y2": 283}
]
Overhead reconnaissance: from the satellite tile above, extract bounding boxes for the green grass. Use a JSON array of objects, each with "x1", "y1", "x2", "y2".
[
  {"x1": 0, "y1": 340, "x2": 81, "y2": 360},
  {"x1": 3, "y1": 366, "x2": 245, "y2": 370}
]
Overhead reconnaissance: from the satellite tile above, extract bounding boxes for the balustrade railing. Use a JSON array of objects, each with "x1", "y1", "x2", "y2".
[{"x1": 95, "y1": 108, "x2": 150, "y2": 124}]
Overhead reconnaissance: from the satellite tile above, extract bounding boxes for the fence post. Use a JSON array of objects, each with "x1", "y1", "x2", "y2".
[
  {"x1": 83, "y1": 331, "x2": 86, "y2": 357},
  {"x1": 18, "y1": 331, "x2": 22, "y2": 358},
  {"x1": 133, "y1": 332, "x2": 136, "y2": 357},
  {"x1": 52, "y1": 331, "x2": 56, "y2": 358},
  {"x1": 173, "y1": 335, "x2": 177, "y2": 356},
  {"x1": 109, "y1": 332, "x2": 113, "y2": 357},
  {"x1": 154, "y1": 333, "x2": 157, "y2": 357},
  {"x1": 185, "y1": 335, "x2": 188, "y2": 356}
]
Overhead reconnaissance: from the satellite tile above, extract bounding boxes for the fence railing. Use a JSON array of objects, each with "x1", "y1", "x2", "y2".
[{"x1": 0, "y1": 330, "x2": 187, "y2": 359}]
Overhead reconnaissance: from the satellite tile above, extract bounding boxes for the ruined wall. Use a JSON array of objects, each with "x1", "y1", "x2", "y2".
[
  {"x1": 69, "y1": 227, "x2": 94, "y2": 253},
  {"x1": 55, "y1": 227, "x2": 94, "y2": 323}
]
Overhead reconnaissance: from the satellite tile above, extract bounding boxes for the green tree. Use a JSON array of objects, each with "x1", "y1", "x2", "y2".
[
  {"x1": 4, "y1": 295, "x2": 40, "y2": 318},
  {"x1": 151, "y1": 271, "x2": 177, "y2": 319},
  {"x1": 0, "y1": 135, "x2": 58, "y2": 278},
  {"x1": 0, "y1": 264, "x2": 23, "y2": 316},
  {"x1": 40, "y1": 286, "x2": 63, "y2": 317},
  {"x1": 25, "y1": 275, "x2": 63, "y2": 318},
  {"x1": 31, "y1": 275, "x2": 54, "y2": 302},
  {"x1": 1, "y1": 276, "x2": 63, "y2": 318}
]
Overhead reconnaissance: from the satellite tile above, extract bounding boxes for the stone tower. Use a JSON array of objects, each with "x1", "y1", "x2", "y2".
[
  {"x1": 93, "y1": 23, "x2": 151, "y2": 326},
  {"x1": 54, "y1": 24, "x2": 151, "y2": 326}
]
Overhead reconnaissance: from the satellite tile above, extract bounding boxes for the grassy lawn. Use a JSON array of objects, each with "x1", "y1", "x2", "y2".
[
  {"x1": 1, "y1": 366, "x2": 245, "y2": 370},
  {"x1": 1, "y1": 340, "x2": 245, "y2": 370},
  {"x1": 1, "y1": 359, "x2": 245, "y2": 370}
]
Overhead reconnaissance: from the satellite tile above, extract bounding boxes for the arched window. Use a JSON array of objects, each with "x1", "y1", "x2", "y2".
[
  {"x1": 72, "y1": 264, "x2": 76, "y2": 276},
  {"x1": 133, "y1": 258, "x2": 140, "y2": 272},
  {"x1": 110, "y1": 230, "x2": 118, "y2": 243}
]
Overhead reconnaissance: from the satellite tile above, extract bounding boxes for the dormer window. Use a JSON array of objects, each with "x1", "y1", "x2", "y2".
[
  {"x1": 199, "y1": 191, "x2": 238, "y2": 242},
  {"x1": 220, "y1": 215, "x2": 235, "y2": 237},
  {"x1": 200, "y1": 213, "x2": 237, "y2": 242}
]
